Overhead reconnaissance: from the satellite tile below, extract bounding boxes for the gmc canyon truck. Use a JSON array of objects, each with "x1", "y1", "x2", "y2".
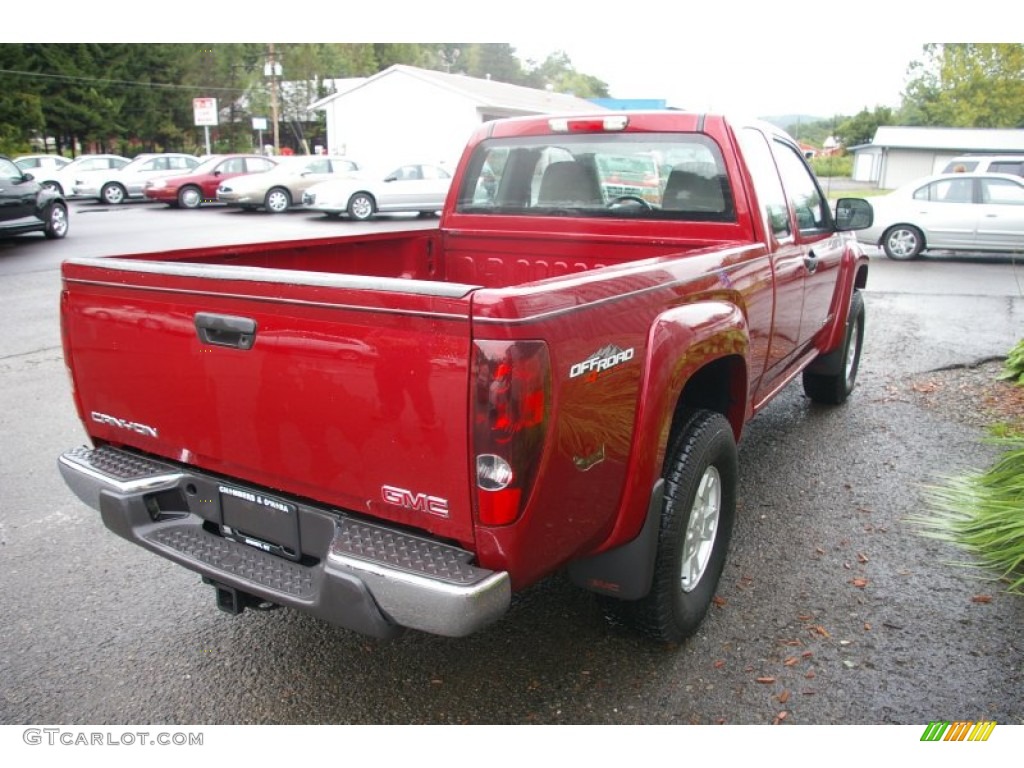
[{"x1": 58, "y1": 112, "x2": 873, "y2": 643}]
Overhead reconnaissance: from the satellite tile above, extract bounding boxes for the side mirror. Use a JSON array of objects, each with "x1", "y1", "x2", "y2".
[
  {"x1": 22, "y1": 172, "x2": 35, "y2": 182},
  {"x1": 835, "y1": 198, "x2": 873, "y2": 231},
  {"x1": 384, "y1": 175, "x2": 398, "y2": 183}
]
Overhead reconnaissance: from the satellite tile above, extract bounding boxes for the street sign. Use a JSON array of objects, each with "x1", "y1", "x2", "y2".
[
  {"x1": 193, "y1": 98, "x2": 218, "y2": 127},
  {"x1": 252, "y1": 117, "x2": 268, "y2": 131}
]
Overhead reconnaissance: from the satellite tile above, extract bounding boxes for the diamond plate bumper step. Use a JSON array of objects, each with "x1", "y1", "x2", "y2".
[{"x1": 58, "y1": 445, "x2": 510, "y2": 638}]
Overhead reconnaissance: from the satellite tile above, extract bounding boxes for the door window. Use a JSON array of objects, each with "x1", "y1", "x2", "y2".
[
  {"x1": 773, "y1": 141, "x2": 828, "y2": 233},
  {"x1": 0, "y1": 157, "x2": 23, "y2": 181},
  {"x1": 981, "y1": 178, "x2": 1024, "y2": 205}
]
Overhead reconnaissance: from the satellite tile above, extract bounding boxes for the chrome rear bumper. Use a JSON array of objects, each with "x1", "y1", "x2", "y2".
[{"x1": 59, "y1": 445, "x2": 510, "y2": 639}]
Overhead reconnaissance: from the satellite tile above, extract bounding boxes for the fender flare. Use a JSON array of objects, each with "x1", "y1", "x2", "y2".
[{"x1": 569, "y1": 300, "x2": 749, "y2": 599}]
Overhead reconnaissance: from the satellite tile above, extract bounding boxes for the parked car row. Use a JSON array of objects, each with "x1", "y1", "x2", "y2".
[{"x1": 10, "y1": 152, "x2": 454, "y2": 223}]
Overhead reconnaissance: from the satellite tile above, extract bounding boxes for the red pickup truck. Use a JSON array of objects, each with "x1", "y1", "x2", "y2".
[{"x1": 58, "y1": 112, "x2": 873, "y2": 643}]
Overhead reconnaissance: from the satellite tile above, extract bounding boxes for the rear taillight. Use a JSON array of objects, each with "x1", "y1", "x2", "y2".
[{"x1": 472, "y1": 340, "x2": 551, "y2": 526}]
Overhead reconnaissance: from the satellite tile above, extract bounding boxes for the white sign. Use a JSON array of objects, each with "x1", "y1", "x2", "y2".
[
  {"x1": 252, "y1": 117, "x2": 268, "y2": 131},
  {"x1": 193, "y1": 98, "x2": 218, "y2": 127}
]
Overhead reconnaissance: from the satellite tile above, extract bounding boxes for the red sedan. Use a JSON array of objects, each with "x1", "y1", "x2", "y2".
[{"x1": 143, "y1": 154, "x2": 277, "y2": 208}]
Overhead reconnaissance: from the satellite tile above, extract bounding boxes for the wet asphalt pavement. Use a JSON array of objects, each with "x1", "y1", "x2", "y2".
[{"x1": 0, "y1": 204, "x2": 1021, "y2": 731}]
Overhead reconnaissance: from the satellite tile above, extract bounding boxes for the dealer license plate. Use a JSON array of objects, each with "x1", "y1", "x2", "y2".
[{"x1": 219, "y1": 484, "x2": 300, "y2": 561}]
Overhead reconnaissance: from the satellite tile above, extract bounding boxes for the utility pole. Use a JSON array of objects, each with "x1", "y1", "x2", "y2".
[{"x1": 267, "y1": 43, "x2": 281, "y2": 153}]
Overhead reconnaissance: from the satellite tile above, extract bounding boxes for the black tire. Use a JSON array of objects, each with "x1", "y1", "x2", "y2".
[
  {"x1": 178, "y1": 186, "x2": 202, "y2": 209},
  {"x1": 264, "y1": 187, "x2": 291, "y2": 214},
  {"x1": 881, "y1": 225, "x2": 924, "y2": 260},
  {"x1": 43, "y1": 201, "x2": 69, "y2": 239},
  {"x1": 101, "y1": 182, "x2": 127, "y2": 205},
  {"x1": 802, "y1": 290, "x2": 865, "y2": 405},
  {"x1": 347, "y1": 192, "x2": 376, "y2": 221},
  {"x1": 603, "y1": 409, "x2": 737, "y2": 643}
]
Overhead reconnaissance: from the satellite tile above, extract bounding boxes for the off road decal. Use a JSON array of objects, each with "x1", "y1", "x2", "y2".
[{"x1": 569, "y1": 345, "x2": 635, "y2": 381}]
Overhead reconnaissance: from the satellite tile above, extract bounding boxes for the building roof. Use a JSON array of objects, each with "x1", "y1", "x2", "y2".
[
  {"x1": 307, "y1": 78, "x2": 367, "y2": 111},
  {"x1": 311, "y1": 64, "x2": 605, "y2": 115},
  {"x1": 869, "y1": 126, "x2": 1024, "y2": 152}
]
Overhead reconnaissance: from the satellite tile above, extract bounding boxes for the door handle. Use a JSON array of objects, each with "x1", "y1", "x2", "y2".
[{"x1": 194, "y1": 312, "x2": 257, "y2": 350}]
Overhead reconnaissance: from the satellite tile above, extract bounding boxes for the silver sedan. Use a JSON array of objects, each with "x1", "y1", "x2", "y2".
[
  {"x1": 302, "y1": 163, "x2": 452, "y2": 221},
  {"x1": 859, "y1": 172, "x2": 1024, "y2": 259}
]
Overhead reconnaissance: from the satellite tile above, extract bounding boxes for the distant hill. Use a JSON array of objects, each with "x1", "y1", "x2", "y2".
[{"x1": 760, "y1": 114, "x2": 829, "y2": 130}]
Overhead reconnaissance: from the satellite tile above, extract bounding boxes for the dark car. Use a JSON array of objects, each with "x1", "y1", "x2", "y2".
[{"x1": 0, "y1": 154, "x2": 68, "y2": 240}]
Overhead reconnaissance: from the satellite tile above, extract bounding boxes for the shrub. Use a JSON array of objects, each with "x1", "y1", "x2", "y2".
[{"x1": 1000, "y1": 338, "x2": 1024, "y2": 385}]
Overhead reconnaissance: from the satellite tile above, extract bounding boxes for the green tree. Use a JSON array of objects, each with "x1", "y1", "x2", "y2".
[
  {"x1": 835, "y1": 106, "x2": 895, "y2": 147},
  {"x1": 900, "y1": 43, "x2": 1024, "y2": 127},
  {"x1": 0, "y1": 47, "x2": 45, "y2": 154},
  {"x1": 461, "y1": 44, "x2": 526, "y2": 83},
  {"x1": 521, "y1": 51, "x2": 609, "y2": 98}
]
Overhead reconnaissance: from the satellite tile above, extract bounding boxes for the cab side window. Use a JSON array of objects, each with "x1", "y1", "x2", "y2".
[{"x1": 773, "y1": 141, "x2": 829, "y2": 233}]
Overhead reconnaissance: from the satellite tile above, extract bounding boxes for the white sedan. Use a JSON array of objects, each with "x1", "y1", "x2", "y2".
[
  {"x1": 301, "y1": 163, "x2": 452, "y2": 220},
  {"x1": 859, "y1": 172, "x2": 1024, "y2": 259}
]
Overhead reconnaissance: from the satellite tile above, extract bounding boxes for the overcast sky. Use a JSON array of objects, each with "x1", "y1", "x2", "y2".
[
  {"x1": 11, "y1": 1, "x2": 1006, "y2": 121},
  {"x1": 510, "y1": 39, "x2": 924, "y2": 118}
]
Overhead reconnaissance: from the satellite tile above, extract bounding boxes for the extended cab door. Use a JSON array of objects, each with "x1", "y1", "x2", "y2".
[
  {"x1": 770, "y1": 140, "x2": 846, "y2": 350},
  {"x1": 736, "y1": 127, "x2": 805, "y2": 380}
]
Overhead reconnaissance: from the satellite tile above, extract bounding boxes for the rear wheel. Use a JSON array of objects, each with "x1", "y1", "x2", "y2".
[
  {"x1": 178, "y1": 186, "x2": 202, "y2": 209},
  {"x1": 43, "y1": 201, "x2": 68, "y2": 239},
  {"x1": 882, "y1": 225, "x2": 924, "y2": 260},
  {"x1": 101, "y1": 182, "x2": 127, "y2": 205},
  {"x1": 348, "y1": 192, "x2": 376, "y2": 221},
  {"x1": 264, "y1": 187, "x2": 291, "y2": 213},
  {"x1": 803, "y1": 290, "x2": 865, "y2": 405},
  {"x1": 603, "y1": 409, "x2": 737, "y2": 643}
]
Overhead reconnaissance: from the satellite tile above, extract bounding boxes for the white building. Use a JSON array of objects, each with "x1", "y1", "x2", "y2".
[
  {"x1": 850, "y1": 126, "x2": 1024, "y2": 189},
  {"x1": 309, "y1": 65, "x2": 607, "y2": 169}
]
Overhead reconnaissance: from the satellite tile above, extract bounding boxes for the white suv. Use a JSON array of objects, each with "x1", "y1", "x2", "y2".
[{"x1": 942, "y1": 155, "x2": 1024, "y2": 177}]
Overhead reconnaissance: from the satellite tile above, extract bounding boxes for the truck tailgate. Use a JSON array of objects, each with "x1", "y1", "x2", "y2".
[{"x1": 61, "y1": 258, "x2": 479, "y2": 546}]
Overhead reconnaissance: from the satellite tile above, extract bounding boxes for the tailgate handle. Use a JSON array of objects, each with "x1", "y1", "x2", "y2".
[{"x1": 195, "y1": 312, "x2": 257, "y2": 350}]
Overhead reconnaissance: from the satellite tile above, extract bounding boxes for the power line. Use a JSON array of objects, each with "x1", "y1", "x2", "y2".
[{"x1": 0, "y1": 67, "x2": 256, "y2": 95}]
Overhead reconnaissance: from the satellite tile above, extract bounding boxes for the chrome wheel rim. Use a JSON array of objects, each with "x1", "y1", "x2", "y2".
[
  {"x1": 887, "y1": 229, "x2": 918, "y2": 258},
  {"x1": 680, "y1": 466, "x2": 721, "y2": 593},
  {"x1": 266, "y1": 190, "x2": 288, "y2": 213},
  {"x1": 350, "y1": 195, "x2": 373, "y2": 219},
  {"x1": 180, "y1": 188, "x2": 200, "y2": 208},
  {"x1": 844, "y1": 317, "x2": 861, "y2": 386},
  {"x1": 103, "y1": 185, "x2": 124, "y2": 204},
  {"x1": 50, "y1": 205, "x2": 68, "y2": 236}
]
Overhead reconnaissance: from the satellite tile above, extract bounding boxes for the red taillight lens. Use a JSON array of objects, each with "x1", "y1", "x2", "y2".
[{"x1": 472, "y1": 340, "x2": 551, "y2": 526}]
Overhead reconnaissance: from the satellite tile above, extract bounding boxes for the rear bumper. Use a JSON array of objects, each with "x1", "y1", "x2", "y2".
[{"x1": 58, "y1": 445, "x2": 510, "y2": 639}]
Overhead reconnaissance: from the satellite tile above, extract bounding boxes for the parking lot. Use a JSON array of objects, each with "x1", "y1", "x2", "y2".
[{"x1": 1, "y1": 199, "x2": 1022, "y2": 732}]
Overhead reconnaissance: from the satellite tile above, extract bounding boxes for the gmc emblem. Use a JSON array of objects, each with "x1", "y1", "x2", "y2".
[{"x1": 381, "y1": 485, "x2": 450, "y2": 518}]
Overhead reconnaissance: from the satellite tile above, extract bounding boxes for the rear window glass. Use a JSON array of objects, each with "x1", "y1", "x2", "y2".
[{"x1": 456, "y1": 132, "x2": 734, "y2": 222}]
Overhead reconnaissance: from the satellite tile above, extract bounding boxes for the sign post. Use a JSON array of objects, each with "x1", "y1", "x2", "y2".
[
  {"x1": 252, "y1": 117, "x2": 268, "y2": 155},
  {"x1": 192, "y1": 97, "x2": 218, "y2": 156}
]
